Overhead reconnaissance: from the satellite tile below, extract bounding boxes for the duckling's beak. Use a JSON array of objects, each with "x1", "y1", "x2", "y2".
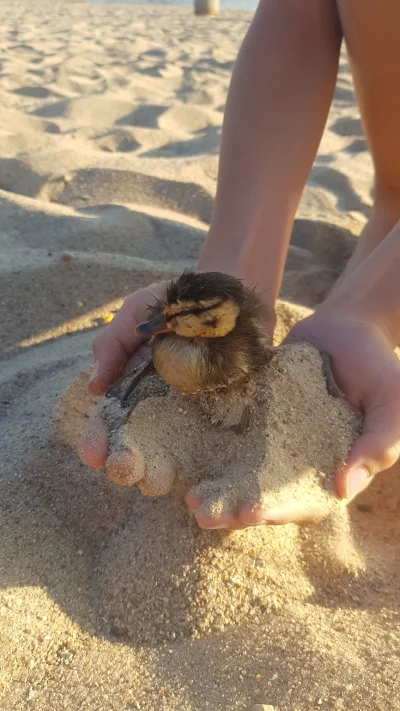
[{"x1": 136, "y1": 313, "x2": 168, "y2": 338}]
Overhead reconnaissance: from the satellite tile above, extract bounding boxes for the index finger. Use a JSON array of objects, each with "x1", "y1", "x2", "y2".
[{"x1": 89, "y1": 284, "x2": 166, "y2": 396}]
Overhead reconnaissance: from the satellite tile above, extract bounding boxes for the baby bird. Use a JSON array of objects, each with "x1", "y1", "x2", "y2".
[
  {"x1": 106, "y1": 271, "x2": 341, "y2": 418},
  {"x1": 106, "y1": 271, "x2": 273, "y2": 407},
  {"x1": 137, "y1": 271, "x2": 272, "y2": 394}
]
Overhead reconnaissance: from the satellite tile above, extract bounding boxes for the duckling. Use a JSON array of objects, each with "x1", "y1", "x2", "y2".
[
  {"x1": 106, "y1": 271, "x2": 273, "y2": 406},
  {"x1": 137, "y1": 271, "x2": 273, "y2": 394}
]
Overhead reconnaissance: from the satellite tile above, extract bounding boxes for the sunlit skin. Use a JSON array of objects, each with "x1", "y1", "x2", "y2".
[{"x1": 79, "y1": 0, "x2": 400, "y2": 530}]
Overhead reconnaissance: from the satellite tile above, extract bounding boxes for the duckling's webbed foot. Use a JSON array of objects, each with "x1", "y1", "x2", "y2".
[{"x1": 105, "y1": 359, "x2": 156, "y2": 409}]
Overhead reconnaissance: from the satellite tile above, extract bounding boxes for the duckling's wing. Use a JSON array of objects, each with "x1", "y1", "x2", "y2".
[{"x1": 105, "y1": 359, "x2": 155, "y2": 408}]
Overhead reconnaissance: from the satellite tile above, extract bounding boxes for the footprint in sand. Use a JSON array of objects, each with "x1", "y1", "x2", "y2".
[
  {"x1": 309, "y1": 165, "x2": 368, "y2": 214},
  {"x1": 93, "y1": 128, "x2": 141, "y2": 154},
  {"x1": 13, "y1": 85, "x2": 53, "y2": 99},
  {"x1": 33, "y1": 96, "x2": 144, "y2": 133},
  {"x1": 330, "y1": 115, "x2": 364, "y2": 139},
  {"x1": 115, "y1": 104, "x2": 167, "y2": 129}
]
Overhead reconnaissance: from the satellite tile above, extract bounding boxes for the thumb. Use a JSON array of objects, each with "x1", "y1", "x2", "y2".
[{"x1": 336, "y1": 402, "x2": 400, "y2": 500}]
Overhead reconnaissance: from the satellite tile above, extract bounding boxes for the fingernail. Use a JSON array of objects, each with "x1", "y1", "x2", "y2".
[
  {"x1": 345, "y1": 467, "x2": 369, "y2": 500},
  {"x1": 260, "y1": 507, "x2": 285, "y2": 523},
  {"x1": 197, "y1": 518, "x2": 230, "y2": 529},
  {"x1": 88, "y1": 361, "x2": 99, "y2": 384}
]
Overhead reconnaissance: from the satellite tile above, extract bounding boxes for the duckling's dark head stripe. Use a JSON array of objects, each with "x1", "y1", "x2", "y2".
[
  {"x1": 165, "y1": 301, "x2": 222, "y2": 322},
  {"x1": 166, "y1": 270, "x2": 245, "y2": 306}
]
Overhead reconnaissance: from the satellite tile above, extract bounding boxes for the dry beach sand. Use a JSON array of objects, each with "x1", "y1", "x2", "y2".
[{"x1": 1, "y1": 2, "x2": 400, "y2": 710}]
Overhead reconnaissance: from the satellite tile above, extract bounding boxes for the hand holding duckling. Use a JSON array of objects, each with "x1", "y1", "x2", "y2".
[
  {"x1": 79, "y1": 272, "x2": 281, "y2": 521},
  {"x1": 77, "y1": 267, "x2": 395, "y2": 530}
]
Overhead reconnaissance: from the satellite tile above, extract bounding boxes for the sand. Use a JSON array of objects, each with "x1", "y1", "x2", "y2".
[
  {"x1": 58, "y1": 341, "x2": 365, "y2": 647},
  {"x1": 1, "y1": 2, "x2": 400, "y2": 710}
]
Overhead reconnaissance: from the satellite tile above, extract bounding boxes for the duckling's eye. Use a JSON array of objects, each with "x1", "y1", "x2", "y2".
[{"x1": 205, "y1": 317, "x2": 217, "y2": 327}]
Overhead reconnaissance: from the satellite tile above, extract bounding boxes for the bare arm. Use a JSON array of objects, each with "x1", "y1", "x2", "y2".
[{"x1": 198, "y1": 0, "x2": 342, "y2": 306}]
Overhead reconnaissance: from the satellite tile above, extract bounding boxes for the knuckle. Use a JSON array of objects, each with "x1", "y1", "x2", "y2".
[
  {"x1": 123, "y1": 292, "x2": 142, "y2": 309},
  {"x1": 383, "y1": 442, "x2": 400, "y2": 470},
  {"x1": 366, "y1": 441, "x2": 400, "y2": 477}
]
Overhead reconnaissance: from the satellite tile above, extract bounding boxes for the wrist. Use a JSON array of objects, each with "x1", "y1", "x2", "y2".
[
  {"x1": 197, "y1": 248, "x2": 276, "y2": 320},
  {"x1": 198, "y1": 223, "x2": 285, "y2": 308},
  {"x1": 323, "y1": 280, "x2": 400, "y2": 349},
  {"x1": 327, "y1": 221, "x2": 400, "y2": 348}
]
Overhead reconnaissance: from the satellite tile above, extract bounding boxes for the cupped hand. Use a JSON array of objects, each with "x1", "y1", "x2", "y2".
[
  {"x1": 79, "y1": 282, "x2": 166, "y2": 470},
  {"x1": 288, "y1": 305, "x2": 400, "y2": 502},
  {"x1": 190, "y1": 305, "x2": 400, "y2": 530}
]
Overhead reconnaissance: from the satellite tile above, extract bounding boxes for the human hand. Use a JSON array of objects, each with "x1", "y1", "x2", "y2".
[
  {"x1": 79, "y1": 282, "x2": 166, "y2": 470},
  {"x1": 79, "y1": 272, "x2": 276, "y2": 477},
  {"x1": 288, "y1": 305, "x2": 400, "y2": 503},
  {"x1": 78, "y1": 275, "x2": 279, "y2": 512},
  {"x1": 188, "y1": 304, "x2": 400, "y2": 530},
  {"x1": 259, "y1": 221, "x2": 400, "y2": 526}
]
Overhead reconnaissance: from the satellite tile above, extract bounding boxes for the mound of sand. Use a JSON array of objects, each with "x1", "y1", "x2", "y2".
[{"x1": 95, "y1": 493, "x2": 354, "y2": 646}]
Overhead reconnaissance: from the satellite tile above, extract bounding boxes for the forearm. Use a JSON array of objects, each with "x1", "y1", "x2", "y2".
[
  {"x1": 198, "y1": 0, "x2": 342, "y2": 303},
  {"x1": 326, "y1": 220, "x2": 400, "y2": 347}
]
